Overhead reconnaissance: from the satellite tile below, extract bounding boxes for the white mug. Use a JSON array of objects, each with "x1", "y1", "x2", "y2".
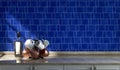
[{"x1": 24, "y1": 39, "x2": 34, "y2": 49}]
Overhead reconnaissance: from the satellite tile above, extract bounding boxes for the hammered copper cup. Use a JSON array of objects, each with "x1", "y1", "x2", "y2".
[
  {"x1": 39, "y1": 49, "x2": 49, "y2": 57},
  {"x1": 22, "y1": 47, "x2": 31, "y2": 58}
]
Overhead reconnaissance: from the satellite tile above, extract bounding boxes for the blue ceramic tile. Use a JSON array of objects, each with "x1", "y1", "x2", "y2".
[
  {"x1": 1, "y1": 0, "x2": 120, "y2": 51},
  {"x1": 98, "y1": 1, "x2": 106, "y2": 6},
  {"x1": 87, "y1": 2, "x2": 96, "y2": 6},
  {"x1": 116, "y1": 32, "x2": 120, "y2": 37},
  {"x1": 108, "y1": 1, "x2": 116, "y2": 6},
  {"x1": 69, "y1": 2, "x2": 76, "y2": 6},
  {"x1": 2, "y1": 2, "x2": 8, "y2": 6},
  {"x1": 115, "y1": 8, "x2": 120, "y2": 13},
  {"x1": 77, "y1": 7, "x2": 84, "y2": 12},
  {"x1": 79, "y1": 2, "x2": 87, "y2": 6},
  {"x1": 56, "y1": 32, "x2": 64, "y2": 37}
]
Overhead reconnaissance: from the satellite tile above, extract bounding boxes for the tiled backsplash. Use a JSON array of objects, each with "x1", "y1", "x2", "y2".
[{"x1": 0, "y1": 0, "x2": 120, "y2": 51}]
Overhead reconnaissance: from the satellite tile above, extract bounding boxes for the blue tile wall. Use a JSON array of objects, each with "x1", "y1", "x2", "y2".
[{"x1": 0, "y1": 0, "x2": 120, "y2": 51}]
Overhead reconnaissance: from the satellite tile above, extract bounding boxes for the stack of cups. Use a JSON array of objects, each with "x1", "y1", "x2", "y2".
[{"x1": 23, "y1": 39, "x2": 49, "y2": 59}]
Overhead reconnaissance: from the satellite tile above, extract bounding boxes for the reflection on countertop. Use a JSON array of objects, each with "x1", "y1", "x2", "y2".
[{"x1": 1, "y1": 54, "x2": 120, "y2": 65}]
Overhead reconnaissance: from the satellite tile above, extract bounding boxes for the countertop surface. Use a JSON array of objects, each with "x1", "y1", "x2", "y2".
[{"x1": 1, "y1": 54, "x2": 120, "y2": 65}]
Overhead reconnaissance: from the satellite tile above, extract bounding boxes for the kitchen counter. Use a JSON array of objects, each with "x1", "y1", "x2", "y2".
[{"x1": 1, "y1": 54, "x2": 120, "y2": 65}]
